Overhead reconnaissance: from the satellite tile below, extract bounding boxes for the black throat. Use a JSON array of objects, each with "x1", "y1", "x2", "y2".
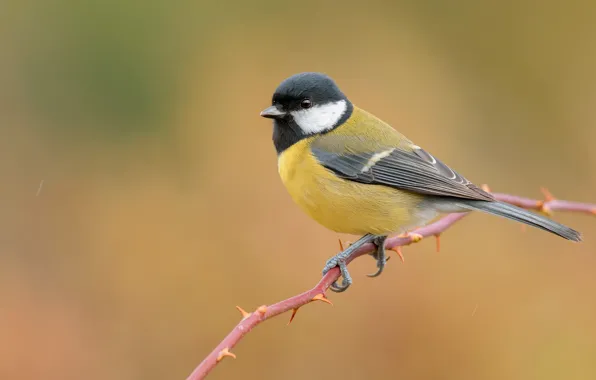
[{"x1": 272, "y1": 101, "x2": 353, "y2": 154}]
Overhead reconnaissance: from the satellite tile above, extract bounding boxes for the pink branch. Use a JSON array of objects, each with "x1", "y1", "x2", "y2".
[
  {"x1": 186, "y1": 191, "x2": 594, "y2": 380},
  {"x1": 493, "y1": 193, "x2": 596, "y2": 215}
]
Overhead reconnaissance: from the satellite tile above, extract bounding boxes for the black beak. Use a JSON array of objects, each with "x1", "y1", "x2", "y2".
[{"x1": 260, "y1": 105, "x2": 286, "y2": 119}]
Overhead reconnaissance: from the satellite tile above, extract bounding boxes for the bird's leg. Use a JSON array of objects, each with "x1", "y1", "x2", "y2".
[
  {"x1": 367, "y1": 235, "x2": 388, "y2": 278},
  {"x1": 322, "y1": 234, "x2": 376, "y2": 292}
]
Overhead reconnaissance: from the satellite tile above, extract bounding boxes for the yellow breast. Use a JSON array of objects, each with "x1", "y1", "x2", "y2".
[{"x1": 278, "y1": 138, "x2": 428, "y2": 236}]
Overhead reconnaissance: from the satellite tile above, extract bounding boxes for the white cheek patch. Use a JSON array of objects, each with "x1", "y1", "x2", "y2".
[{"x1": 290, "y1": 100, "x2": 347, "y2": 134}]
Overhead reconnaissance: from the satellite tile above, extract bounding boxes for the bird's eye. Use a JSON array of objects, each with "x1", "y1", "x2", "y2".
[{"x1": 300, "y1": 99, "x2": 312, "y2": 109}]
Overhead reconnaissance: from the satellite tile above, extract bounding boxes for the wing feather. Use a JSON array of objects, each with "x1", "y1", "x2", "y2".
[{"x1": 312, "y1": 139, "x2": 493, "y2": 201}]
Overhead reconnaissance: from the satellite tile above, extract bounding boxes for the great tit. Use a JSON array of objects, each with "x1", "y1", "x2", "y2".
[{"x1": 260, "y1": 72, "x2": 581, "y2": 292}]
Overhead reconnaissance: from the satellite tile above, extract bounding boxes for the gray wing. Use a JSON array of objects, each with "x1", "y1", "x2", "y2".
[{"x1": 311, "y1": 142, "x2": 494, "y2": 201}]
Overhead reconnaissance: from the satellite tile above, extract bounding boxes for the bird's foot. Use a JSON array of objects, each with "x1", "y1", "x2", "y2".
[
  {"x1": 322, "y1": 234, "x2": 376, "y2": 293},
  {"x1": 323, "y1": 256, "x2": 352, "y2": 292},
  {"x1": 367, "y1": 235, "x2": 389, "y2": 278}
]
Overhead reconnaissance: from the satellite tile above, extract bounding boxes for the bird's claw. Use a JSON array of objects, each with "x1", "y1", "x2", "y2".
[
  {"x1": 367, "y1": 236, "x2": 388, "y2": 278},
  {"x1": 321, "y1": 234, "x2": 387, "y2": 292},
  {"x1": 324, "y1": 258, "x2": 352, "y2": 292}
]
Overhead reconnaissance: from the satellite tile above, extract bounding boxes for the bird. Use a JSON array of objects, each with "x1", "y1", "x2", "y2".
[{"x1": 260, "y1": 72, "x2": 581, "y2": 292}]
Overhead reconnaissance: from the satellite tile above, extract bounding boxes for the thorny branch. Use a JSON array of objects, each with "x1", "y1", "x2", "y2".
[{"x1": 186, "y1": 188, "x2": 595, "y2": 380}]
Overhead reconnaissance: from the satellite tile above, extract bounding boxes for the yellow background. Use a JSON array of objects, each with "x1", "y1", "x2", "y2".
[{"x1": 1, "y1": 1, "x2": 595, "y2": 379}]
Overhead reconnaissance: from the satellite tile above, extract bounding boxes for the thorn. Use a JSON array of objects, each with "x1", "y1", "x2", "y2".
[
  {"x1": 481, "y1": 183, "x2": 491, "y2": 192},
  {"x1": 520, "y1": 224, "x2": 527, "y2": 232},
  {"x1": 216, "y1": 347, "x2": 236, "y2": 362},
  {"x1": 407, "y1": 232, "x2": 424, "y2": 243},
  {"x1": 435, "y1": 234, "x2": 441, "y2": 253},
  {"x1": 389, "y1": 246, "x2": 405, "y2": 263},
  {"x1": 312, "y1": 293, "x2": 333, "y2": 306},
  {"x1": 535, "y1": 200, "x2": 552, "y2": 216},
  {"x1": 398, "y1": 227, "x2": 420, "y2": 238},
  {"x1": 288, "y1": 308, "x2": 299, "y2": 325},
  {"x1": 537, "y1": 187, "x2": 555, "y2": 216},
  {"x1": 235, "y1": 306, "x2": 251, "y2": 320},
  {"x1": 256, "y1": 305, "x2": 268, "y2": 316},
  {"x1": 540, "y1": 187, "x2": 556, "y2": 202},
  {"x1": 338, "y1": 238, "x2": 344, "y2": 251}
]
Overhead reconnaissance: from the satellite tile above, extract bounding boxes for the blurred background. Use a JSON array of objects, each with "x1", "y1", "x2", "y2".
[{"x1": 1, "y1": 0, "x2": 596, "y2": 379}]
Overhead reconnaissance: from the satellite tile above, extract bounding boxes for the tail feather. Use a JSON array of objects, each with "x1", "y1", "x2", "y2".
[{"x1": 457, "y1": 200, "x2": 582, "y2": 242}]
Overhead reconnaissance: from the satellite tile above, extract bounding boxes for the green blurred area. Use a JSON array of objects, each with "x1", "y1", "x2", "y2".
[{"x1": 1, "y1": 1, "x2": 596, "y2": 379}]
